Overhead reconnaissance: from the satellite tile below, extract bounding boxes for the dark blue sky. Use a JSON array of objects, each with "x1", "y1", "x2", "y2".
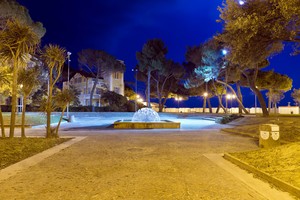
[{"x1": 17, "y1": 0, "x2": 300, "y2": 107}]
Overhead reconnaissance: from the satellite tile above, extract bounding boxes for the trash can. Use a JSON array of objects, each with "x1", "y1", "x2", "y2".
[{"x1": 259, "y1": 124, "x2": 280, "y2": 148}]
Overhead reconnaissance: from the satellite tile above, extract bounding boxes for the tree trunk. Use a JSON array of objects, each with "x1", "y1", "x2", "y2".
[
  {"x1": 216, "y1": 105, "x2": 220, "y2": 113},
  {"x1": 0, "y1": 105, "x2": 5, "y2": 138},
  {"x1": 245, "y1": 73, "x2": 269, "y2": 117},
  {"x1": 147, "y1": 70, "x2": 151, "y2": 108},
  {"x1": 155, "y1": 78, "x2": 163, "y2": 112},
  {"x1": 207, "y1": 98, "x2": 212, "y2": 113},
  {"x1": 21, "y1": 95, "x2": 27, "y2": 138},
  {"x1": 202, "y1": 97, "x2": 207, "y2": 113},
  {"x1": 268, "y1": 95, "x2": 272, "y2": 114},
  {"x1": 212, "y1": 81, "x2": 226, "y2": 113},
  {"x1": 55, "y1": 106, "x2": 66, "y2": 137},
  {"x1": 215, "y1": 79, "x2": 249, "y2": 114},
  {"x1": 9, "y1": 60, "x2": 19, "y2": 138},
  {"x1": 236, "y1": 81, "x2": 243, "y2": 114},
  {"x1": 217, "y1": 95, "x2": 226, "y2": 113},
  {"x1": 160, "y1": 82, "x2": 173, "y2": 112},
  {"x1": 89, "y1": 79, "x2": 98, "y2": 107},
  {"x1": 46, "y1": 71, "x2": 53, "y2": 138}
]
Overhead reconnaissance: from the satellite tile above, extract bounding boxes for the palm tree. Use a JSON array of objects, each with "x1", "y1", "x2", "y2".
[
  {"x1": 0, "y1": 65, "x2": 11, "y2": 138},
  {"x1": 53, "y1": 89, "x2": 75, "y2": 137},
  {"x1": 18, "y1": 67, "x2": 41, "y2": 138},
  {"x1": 0, "y1": 20, "x2": 39, "y2": 137},
  {"x1": 41, "y1": 44, "x2": 66, "y2": 138}
]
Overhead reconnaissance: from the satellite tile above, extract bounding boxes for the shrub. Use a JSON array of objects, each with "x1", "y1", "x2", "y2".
[{"x1": 216, "y1": 114, "x2": 243, "y2": 124}]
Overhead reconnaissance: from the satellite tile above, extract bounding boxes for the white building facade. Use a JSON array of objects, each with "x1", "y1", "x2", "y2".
[{"x1": 63, "y1": 70, "x2": 125, "y2": 106}]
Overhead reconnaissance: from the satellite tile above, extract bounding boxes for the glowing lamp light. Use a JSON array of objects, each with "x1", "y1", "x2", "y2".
[
  {"x1": 175, "y1": 97, "x2": 183, "y2": 101},
  {"x1": 226, "y1": 94, "x2": 236, "y2": 99},
  {"x1": 137, "y1": 98, "x2": 143, "y2": 102},
  {"x1": 203, "y1": 92, "x2": 208, "y2": 97},
  {"x1": 222, "y1": 49, "x2": 228, "y2": 56},
  {"x1": 239, "y1": 0, "x2": 245, "y2": 5}
]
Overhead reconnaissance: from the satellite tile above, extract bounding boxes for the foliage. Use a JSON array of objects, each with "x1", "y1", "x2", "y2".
[
  {"x1": 0, "y1": 19, "x2": 40, "y2": 137},
  {"x1": 0, "y1": 138, "x2": 69, "y2": 169},
  {"x1": 69, "y1": 85, "x2": 81, "y2": 106},
  {"x1": 136, "y1": 39, "x2": 168, "y2": 107},
  {"x1": 124, "y1": 84, "x2": 136, "y2": 100},
  {"x1": 266, "y1": 90, "x2": 285, "y2": 106},
  {"x1": 216, "y1": 114, "x2": 243, "y2": 124},
  {"x1": 291, "y1": 88, "x2": 300, "y2": 105},
  {"x1": 53, "y1": 89, "x2": 76, "y2": 135},
  {"x1": 256, "y1": 70, "x2": 292, "y2": 92},
  {"x1": 217, "y1": 0, "x2": 300, "y2": 68},
  {"x1": 42, "y1": 44, "x2": 66, "y2": 138},
  {"x1": 0, "y1": 0, "x2": 46, "y2": 38},
  {"x1": 78, "y1": 49, "x2": 125, "y2": 106},
  {"x1": 101, "y1": 91, "x2": 135, "y2": 112},
  {"x1": 216, "y1": 0, "x2": 300, "y2": 116},
  {"x1": 151, "y1": 59, "x2": 185, "y2": 112},
  {"x1": 18, "y1": 66, "x2": 41, "y2": 137}
]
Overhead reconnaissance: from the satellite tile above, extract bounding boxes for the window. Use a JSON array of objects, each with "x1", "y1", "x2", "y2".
[{"x1": 114, "y1": 72, "x2": 120, "y2": 79}]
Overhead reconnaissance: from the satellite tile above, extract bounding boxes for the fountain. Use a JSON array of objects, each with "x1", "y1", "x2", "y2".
[
  {"x1": 132, "y1": 108, "x2": 161, "y2": 122},
  {"x1": 113, "y1": 108, "x2": 180, "y2": 129}
]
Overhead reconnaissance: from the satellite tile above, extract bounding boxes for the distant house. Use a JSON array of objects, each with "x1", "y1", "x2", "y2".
[{"x1": 63, "y1": 66, "x2": 125, "y2": 107}]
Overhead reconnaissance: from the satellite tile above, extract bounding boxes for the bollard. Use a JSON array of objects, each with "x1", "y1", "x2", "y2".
[
  {"x1": 68, "y1": 115, "x2": 75, "y2": 123},
  {"x1": 259, "y1": 124, "x2": 280, "y2": 148}
]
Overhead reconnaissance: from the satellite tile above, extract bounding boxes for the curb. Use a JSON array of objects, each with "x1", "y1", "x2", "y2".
[
  {"x1": 221, "y1": 128, "x2": 258, "y2": 138},
  {"x1": 221, "y1": 129, "x2": 289, "y2": 144},
  {"x1": 0, "y1": 136, "x2": 87, "y2": 182},
  {"x1": 224, "y1": 153, "x2": 300, "y2": 198}
]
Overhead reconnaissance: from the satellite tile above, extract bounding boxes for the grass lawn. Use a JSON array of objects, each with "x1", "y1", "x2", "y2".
[
  {"x1": 1, "y1": 112, "x2": 63, "y2": 126},
  {"x1": 224, "y1": 116, "x2": 300, "y2": 142},
  {"x1": 230, "y1": 142, "x2": 300, "y2": 189},
  {"x1": 0, "y1": 137, "x2": 70, "y2": 170},
  {"x1": 224, "y1": 116, "x2": 300, "y2": 190}
]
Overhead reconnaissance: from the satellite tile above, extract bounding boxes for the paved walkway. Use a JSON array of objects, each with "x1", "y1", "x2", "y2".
[{"x1": 0, "y1": 119, "x2": 296, "y2": 199}]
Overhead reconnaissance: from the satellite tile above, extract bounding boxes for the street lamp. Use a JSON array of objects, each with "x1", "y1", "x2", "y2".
[
  {"x1": 222, "y1": 49, "x2": 228, "y2": 56},
  {"x1": 132, "y1": 68, "x2": 138, "y2": 111},
  {"x1": 175, "y1": 97, "x2": 182, "y2": 113},
  {"x1": 226, "y1": 94, "x2": 236, "y2": 113},
  {"x1": 137, "y1": 95, "x2": 143, "y2": 104},
  {"x1": 66, "y1": 52, "x2": 71, "y2": 119},
  {"x1": 239, "y1": 0, "x2": 245, "y2": 5}
]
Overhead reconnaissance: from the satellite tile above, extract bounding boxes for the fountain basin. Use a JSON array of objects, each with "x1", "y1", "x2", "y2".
[{"x1": 114, "y1": 120, "x2": 180, "y2": 129}]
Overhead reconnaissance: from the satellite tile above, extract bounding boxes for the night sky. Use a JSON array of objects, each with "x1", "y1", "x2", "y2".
[{"x1": 17, "y1": 0, "x2": 300, "y2": 108}]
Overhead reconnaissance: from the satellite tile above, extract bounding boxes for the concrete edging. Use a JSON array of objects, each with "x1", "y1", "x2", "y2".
[
  {"x1": 221, "y1": 129, "x2": 289, "y2": 144},
  {"x1": 0, "y1": 136, "x2": 87, "y2": 182},
  {"x1": 224, "y1": 153, "x2": 300, "y2": 198},
  {"x1": 221, "y1": 128, "x2": 258, "y2": 138}
]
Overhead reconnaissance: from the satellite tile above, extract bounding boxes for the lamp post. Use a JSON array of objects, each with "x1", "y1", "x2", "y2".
[
  {"x1": 19, "y1": 84, "x2": 23, "y2": 113},
  {"x1": 203, "y1": 92, "x2": 208, "y2": 113},
  {"x1": 132, "y1": 68, "x2": 138, "y2": 111},
  {"x1": 226, "y1": 94, "x2": 236, "y2": 113},
  {"x1": 66, "y1": 51, "x2": 71, "y2": 119}
]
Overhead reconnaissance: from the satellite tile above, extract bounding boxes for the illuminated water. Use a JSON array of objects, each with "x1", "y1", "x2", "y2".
[{"x1": 132, "y1": 108, "x2": 161, "y2": 122}]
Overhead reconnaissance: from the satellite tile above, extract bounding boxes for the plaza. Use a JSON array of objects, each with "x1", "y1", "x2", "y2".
[{"x1": 0, "y1": 113, "x2": 297, "y2": 199}]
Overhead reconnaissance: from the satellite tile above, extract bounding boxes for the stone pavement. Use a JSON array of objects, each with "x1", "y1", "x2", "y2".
[{"x1": 0, "y1": 119, "x2": 297, "y2": 199}]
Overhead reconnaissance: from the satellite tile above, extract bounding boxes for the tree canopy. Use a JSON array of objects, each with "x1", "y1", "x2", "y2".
[{"x1": 0, "y1": 0, "x2": 46, "y2": 38}]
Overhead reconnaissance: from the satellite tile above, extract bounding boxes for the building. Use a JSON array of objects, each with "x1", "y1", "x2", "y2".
[{"x1": 63, "y1": 69, "x2": 125, "y2": 107}]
